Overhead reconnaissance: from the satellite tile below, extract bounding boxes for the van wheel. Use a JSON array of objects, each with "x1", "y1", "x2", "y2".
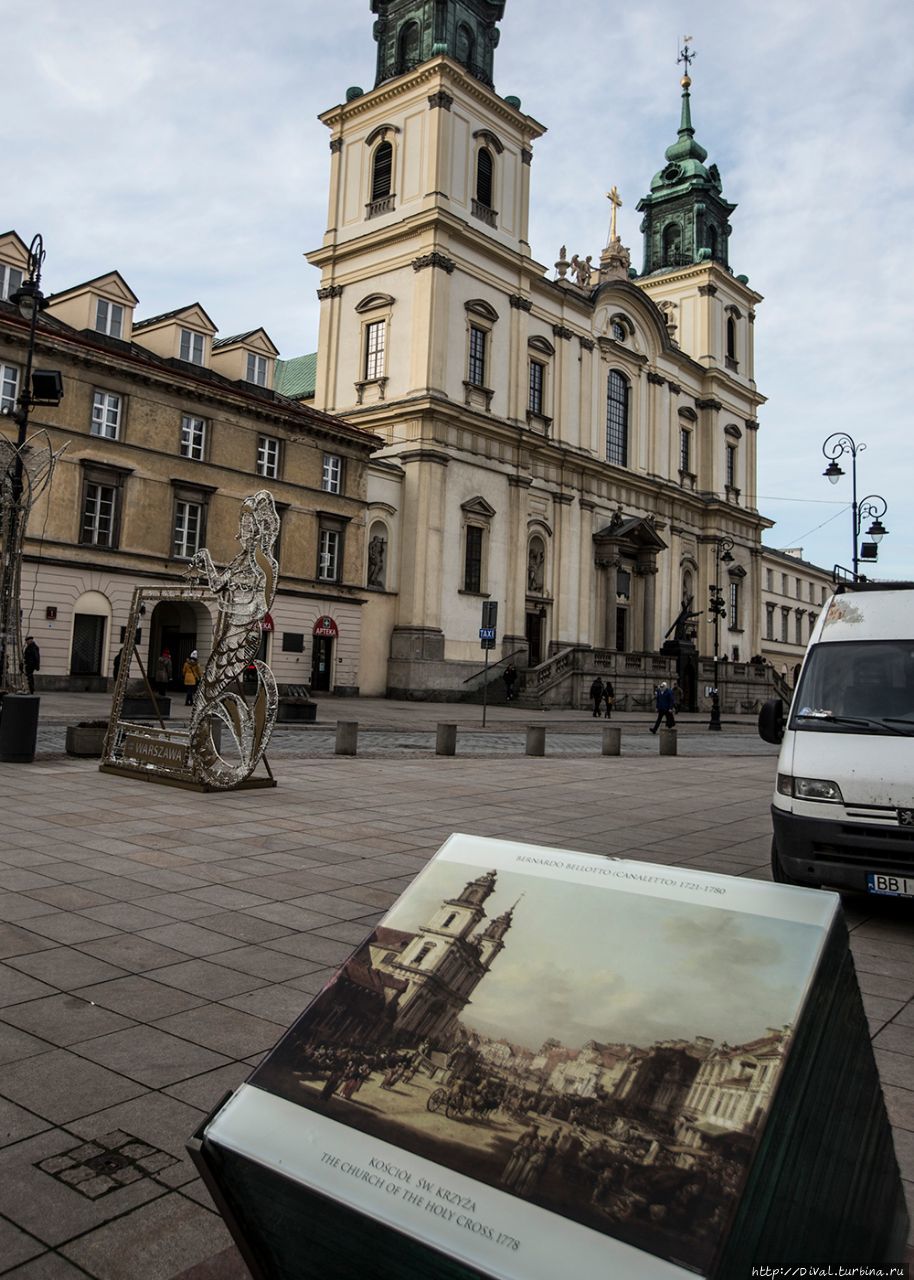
[{"x1": 770, "y1": 837, "x2": 813, "y2": 887}]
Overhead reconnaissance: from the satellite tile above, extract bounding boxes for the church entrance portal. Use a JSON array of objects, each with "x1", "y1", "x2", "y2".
[{"x1": 525, "y1": 610, "x2": 543, "y2": 666}]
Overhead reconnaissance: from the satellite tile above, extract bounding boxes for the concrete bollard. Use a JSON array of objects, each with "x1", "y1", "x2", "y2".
[
  {"x1": 436, "y1": 723, "x2": 457, "y2": 756},
  {"x1": 601, "y1": 726, "x2": 622, "y2": 756},
  {"x1": 526, "y1": 725, "x2": 546, "y2": 757},
  {"x1": 335, "y1": 721, "x2": 358, "y2": 756},
  {"x1": 659, "y1": 727, "x2": 677, "y2": 756}
]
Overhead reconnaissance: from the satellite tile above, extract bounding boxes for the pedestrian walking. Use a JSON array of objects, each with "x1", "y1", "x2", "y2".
[
  {"x1": 182, "y1": 650, "x2": 203, "y2": 705},
  {"x1": 22, "y1": 636, "x2": 40, "y2": 694},
  {"x1": 603, "y1": 679, "x2": 614, "y2": 719},
  {"x1": 155, "y1": 648, "x2": 172, "y2": 697},
  {"x1": 112, "y1": 648, "x2": 123, "y2": 682},
  {"x1": 589, "y1": 676, "x2": 604, "y2": 717},
  {"x1": 503, "y1": 662, "x2": 518, "y2": 702},
  {"x1": 650, "y1": 681, "x2": 676, "y2": 733}
]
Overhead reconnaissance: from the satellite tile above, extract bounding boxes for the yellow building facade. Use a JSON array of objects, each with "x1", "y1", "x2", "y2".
[{"x1": 0, "y1": 231, "x2": 378, "y2": 693}]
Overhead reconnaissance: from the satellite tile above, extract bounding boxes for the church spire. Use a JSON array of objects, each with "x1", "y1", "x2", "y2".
[
  {"x1": 371, "y1": 1, "x2": 506, "y2": 90},
  {"x1": 635, "y1": 41, "x2": 737, "y2": 277}
]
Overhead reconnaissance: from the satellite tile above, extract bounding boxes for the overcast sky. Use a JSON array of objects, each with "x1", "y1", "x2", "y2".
[
  {"x1": 5, "y1": 0, "x2": 912, "y2": 578},
  {"x1": 383, "y1": 860, "x2": 822, "y2": 1049}
]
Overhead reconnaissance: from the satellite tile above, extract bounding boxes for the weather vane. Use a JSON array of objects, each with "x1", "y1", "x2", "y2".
[{"x1": 678, "y1": 35, "x2": 695, "y2": 76}]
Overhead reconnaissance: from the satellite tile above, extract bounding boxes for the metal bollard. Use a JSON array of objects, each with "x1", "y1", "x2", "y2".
[
  {"x1": 525, "y1": 725, "x2": 546, "y2": 757},
  {"x1": 335, "y1": 721, "x2": 358, "y2": 756},
  {"x1": 601, "y1": 726, "x2": 621, "y2": 756},
  {"x1": 436, "y1": 723, "x2": 457, "y2": 756},
  {"x1": 659, "y1": 727, "x2": 677, "y2": 756}
]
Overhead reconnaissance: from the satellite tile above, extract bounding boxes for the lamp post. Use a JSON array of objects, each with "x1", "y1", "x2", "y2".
[
  {"x1": 822, "y1": 433, "x2": 889, "y2": 579},
  {"x1": 707, "y1": 536, "x2": 734, "y2": 731},
  {"x1": 0, "y1": 235, "x2": 62, "y2": 742}
]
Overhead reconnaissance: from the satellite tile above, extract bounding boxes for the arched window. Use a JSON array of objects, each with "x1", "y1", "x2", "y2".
[
  {"x1": 726, "y1": 316, "x2": 737, "y2": 361},
  {"x1": 442, "y1": 912, "x2": 457, "y2": 929},
  {"x1": 413, "y1": 943, "x2": 435, "y2": 966},
  {"x1": 456, "y1": 22, "x2": 475, "y2": 68},
  {"x1": 707, "y1": 224, "x2": 719, "y2": 260},
  {"x1": 606, "y1": 370, "x2": 629, "y2": 466},
  {"x1": 371, "y1": 142, "x2": 393, "y2": 203},
  {"x1": 476, "y1": 147, "x2": 493, "y2": 208},
  {"x1": 397, "y1": 21, "x2": 420, "y2": 74},
  {"x1": 662, "y1": 223, "x2": 682, "y2": 267}
]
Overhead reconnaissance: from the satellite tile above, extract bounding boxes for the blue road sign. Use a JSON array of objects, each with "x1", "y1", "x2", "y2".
[{"x1": 479, "y1": 627, "x2": 497, "y2": 641}]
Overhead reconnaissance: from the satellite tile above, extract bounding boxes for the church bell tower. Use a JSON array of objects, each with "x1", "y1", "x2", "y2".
[
  {"x1": 372, "y1": 0, "x2": 505, "y2": 89},
  {"x1": 636, "y1": 47, "x2": 737, "y2": 277}
]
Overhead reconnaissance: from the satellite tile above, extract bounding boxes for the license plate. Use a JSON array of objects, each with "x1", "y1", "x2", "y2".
[{"x1": 867, "y1": 873, "x2": 914, "y2": 897}]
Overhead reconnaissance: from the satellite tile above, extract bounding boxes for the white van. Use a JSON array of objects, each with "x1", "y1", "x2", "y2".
[{"x1": 759, "y1": 582, "x2": 914, "y2": 894}]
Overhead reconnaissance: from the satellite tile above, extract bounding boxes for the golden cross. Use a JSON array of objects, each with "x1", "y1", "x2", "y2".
[{"x1": 607, "y1": 186, "x2": 623, "y2": 241}]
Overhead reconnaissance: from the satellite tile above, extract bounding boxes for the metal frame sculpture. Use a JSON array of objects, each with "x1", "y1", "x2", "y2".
[
  {"x1": 101, "y1": 490, "x2": 280, "y2": 791},
  {"x1": 0, "y1": 430, "x2": 66, "y2": 693}
]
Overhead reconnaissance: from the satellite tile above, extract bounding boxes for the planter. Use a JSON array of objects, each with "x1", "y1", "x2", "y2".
[
  {"x1": 121, "y1": 696, "x2": 170, "y2": 719},
  {"x1": 277, "y1": 698, "x2": 317, "y2": 724},
  {"x1": 66, "y1": 721, "x2": 108, "y2": 758}
]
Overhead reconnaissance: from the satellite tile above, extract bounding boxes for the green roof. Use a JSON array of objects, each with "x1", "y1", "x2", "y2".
[{"x1": 274, "y1": 352, "x2": 316, "y2": 400}]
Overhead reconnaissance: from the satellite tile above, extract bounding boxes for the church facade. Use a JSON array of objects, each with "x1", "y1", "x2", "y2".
[{"x1": 306, "y1": 1, "x2": 772, "y2": 703}]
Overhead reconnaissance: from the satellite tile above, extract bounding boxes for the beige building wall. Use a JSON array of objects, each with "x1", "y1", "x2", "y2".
[{"x1": 1, "y1": 245, "x2": 379, "y2": 694}]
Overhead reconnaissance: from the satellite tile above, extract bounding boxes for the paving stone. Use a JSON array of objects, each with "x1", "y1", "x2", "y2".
[
  {"x1": 195, "y1": 911, "x2": 292, "y2": 944},
  {"x1": 197, "y1": 943, "x2": 321, "y2": 983},
  {"x1": 0, "y1": 1127, "x2": 164, "y2": 1247},
  {"x1": 222, "y1": 984, "x2": 311, "y2": 1026},
  {"x1": 0, "y1": 1216, "x2": 45, "y2": 1271},
  {"x1": 153, "y1": 1004, "x2": 284, "y2": 1058},
  {"x1": 2, "y1": 1252, "x2": 89, "y2": 1278},
  {"x1": 0, "y1": 965, "x2": 57, "y2": 1007},
  {"x1": 73, "y1": 934, "x2": 192, "y2": 974},
  {"x1": 0, "y1": 1049, "x2": 147, "y2": 1125},
  {"x1": 0, "y1": 1095, "x2": 52, "y2": 1147},
  {"x1": 0, "y1": 1020, "x2": 55, "y2": 1065},
  {"x1": 163, "y1": 1061, "x2": 253, "y2": 1112},
  {"x1": 73, "y1": 975, "x2": 208, "y2": 1021},
  {"x1": 60, "y1": 1188, "x2": 234, "y2": 1280},
  {"x1": 71, "y1": 1025, "x2": 231, "y2": 1088},
  {"x1": 0, "y1": 994, "x2": 135, "y2": 1047},
  {"x1": 145, "y1": 959, "x2": 269, "y2": 1001},
  {"x1": 0, "y1": 921, "x2": 58, "y2": 959},
  {"x1": 4, "y1": 949, "x2": 128, "y2": 992}
]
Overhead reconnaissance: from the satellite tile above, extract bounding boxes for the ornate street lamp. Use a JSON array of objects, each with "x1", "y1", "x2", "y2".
[
  {"x1": 821, "y1": 434, "x2": 888, "y2": 579},
  {"x1": 708, "y1": 536, "x2": 734, "y2": 731},
  {"x1": 0, "y1": 234, "x2": 64, "y2": 719}
]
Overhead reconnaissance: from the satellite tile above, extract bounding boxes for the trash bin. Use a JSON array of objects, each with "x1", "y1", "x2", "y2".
[{"x1": 0, "y1": 694, "x2": 40, "y2": 763}]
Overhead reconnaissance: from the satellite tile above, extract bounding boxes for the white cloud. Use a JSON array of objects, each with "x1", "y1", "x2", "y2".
[{"x1": 5, "y1": 0, "x2": 913, "y2": 573}]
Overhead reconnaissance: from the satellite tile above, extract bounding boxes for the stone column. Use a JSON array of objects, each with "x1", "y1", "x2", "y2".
[
  {"x1": 604, "y1": 558, "x2": 619, "y2": 650},
  {"x1": 642, "y1": 564, "x2": 658, "y2": 653},
  {"x1": 505, "y1": 475, "x2": 532, "y2": 654}
]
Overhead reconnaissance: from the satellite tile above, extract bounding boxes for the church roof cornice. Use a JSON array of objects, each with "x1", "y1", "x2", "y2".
[{"x1": 319, "y1": 58, "x2": 545, "y2": 140}]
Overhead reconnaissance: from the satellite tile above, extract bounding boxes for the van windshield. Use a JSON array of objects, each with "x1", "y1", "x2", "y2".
[{"x1": 790, "y1": 640, "x2": 914, "y2": 734}]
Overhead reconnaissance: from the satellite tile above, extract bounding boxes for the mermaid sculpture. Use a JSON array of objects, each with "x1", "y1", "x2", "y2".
[{"x1": 184, "y1": 490, "x2": 280, "y2": 789}]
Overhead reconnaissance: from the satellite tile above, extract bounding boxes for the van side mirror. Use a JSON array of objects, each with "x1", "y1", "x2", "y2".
[{"x1": 758, "y1": 698, "x2": 785, "y2": 745}]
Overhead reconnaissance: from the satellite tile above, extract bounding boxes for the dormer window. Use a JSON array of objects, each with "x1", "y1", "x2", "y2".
[
  {"x1": 246, "y1": 352, "x2": 268, "y2": 386},
  {"x1": 179, "y1": 329, "x2": 205, "y2": 366},
  {"x1": 95, "y1": 299, "x2": 123, "y2": 339},
  {"x1": 0, "y1": 264, "x2": 23, "y2": 302}
]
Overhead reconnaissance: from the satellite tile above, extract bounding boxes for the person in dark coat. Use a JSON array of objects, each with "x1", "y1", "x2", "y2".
[
  {"x1": 650, "y1": 681, "x2": 676, "y2": 733},
  {"x1": 503, "y1": 663, "x2": 518, "y2": 702},
  {"x1": 589, "y1": 676, "x2": 604, "y2": 717},
  {"x1": 22, "y1": 636, "x2": 40, "y2": 694},
  {"x1": 603, "y1": 679, "x2": 615, "y2": 719}
]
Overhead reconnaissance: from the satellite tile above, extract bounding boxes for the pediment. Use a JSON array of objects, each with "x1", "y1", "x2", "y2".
[
  {"x1": 465, "y1": 298, "x2": 499, "y2": 322},
  {"x1": 461, "y1": 495, "x2": 496, "y2": 519},
  {"x1": 48, "y1": 270, "x2": 139, "y2": 308},
  {"x1": 528, "y1": 335, "x2": 555, "y2": 356},
  {"x1": 356, "y1": 293, "x2": 395, "y2": 313},
  {"x1": 593, "y1": 512, "x2": 668, "y2": 553}
]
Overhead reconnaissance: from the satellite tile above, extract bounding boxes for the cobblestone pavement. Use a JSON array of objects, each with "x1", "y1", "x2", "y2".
[{"x1": 1, "y1": 704, "x2": 912, "y2": 1277}]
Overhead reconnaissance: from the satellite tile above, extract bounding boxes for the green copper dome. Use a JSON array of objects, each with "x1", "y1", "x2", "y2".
[{"x1": 636, "y1": 73, "x2": 736, "y2": 277}]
